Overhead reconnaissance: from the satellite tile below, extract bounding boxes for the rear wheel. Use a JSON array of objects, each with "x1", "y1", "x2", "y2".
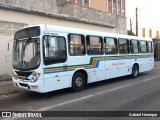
[
  {"x1": 71, "y1": 72, "x2": 86, "y2": 92},
  {"x1": 131, "y1": 64, "x2": 139, "y2": 78}
]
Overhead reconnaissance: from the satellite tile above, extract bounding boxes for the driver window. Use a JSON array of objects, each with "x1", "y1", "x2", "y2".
[
  {"x1": 43, "y1": 36, "x2": 67, "y2": 65},
  {"x1": 44, "y1": 37, "x2": 57, "y2": 57}
]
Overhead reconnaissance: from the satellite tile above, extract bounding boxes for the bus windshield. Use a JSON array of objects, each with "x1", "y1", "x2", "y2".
[{"x1": 12, "y1": 38, "x2": 40, "y2": 70}]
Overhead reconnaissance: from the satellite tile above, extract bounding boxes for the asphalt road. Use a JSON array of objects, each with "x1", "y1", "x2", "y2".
[{"x1": 1, "y1": 67, "x2": 160, "y2": 120}]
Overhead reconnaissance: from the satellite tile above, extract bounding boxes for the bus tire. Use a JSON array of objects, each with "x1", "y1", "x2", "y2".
[
  {"x1": 71, "y1": 72, "x2": 86, "y2": 92},
  {"x1": 131, "y1": 64, "x2": 139, "y2": 78}
]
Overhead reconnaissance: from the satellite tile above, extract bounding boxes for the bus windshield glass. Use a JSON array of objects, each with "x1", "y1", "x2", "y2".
[{"x1": 12, "y1": 38, "x2": 40, "y2": 70}]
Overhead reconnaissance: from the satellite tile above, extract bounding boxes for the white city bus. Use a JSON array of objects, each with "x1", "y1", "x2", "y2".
[{"x1": 12, "y1": 24, "x2": 154, "y2": 93}]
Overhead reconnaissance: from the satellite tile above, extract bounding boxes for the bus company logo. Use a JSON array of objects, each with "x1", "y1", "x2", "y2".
[
  {"x1": 22, "y1": 61, "x2": 26, "y2": 68},
  {"x1": 112, "y1": 62, "x2": 126, "y2": 66},
  {"x1": 2, "y1": 112, "x2": 11, "y2": 117}
]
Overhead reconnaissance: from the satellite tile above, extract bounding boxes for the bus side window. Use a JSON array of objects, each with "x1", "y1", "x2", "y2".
[
  {"x1": 68, "y1": 34, "x2": 85, "y2": 56},
  {"x1": 86, "y1": 36, "x2": 103, "y2": 55},
  {"x1": 118, "y1": 38, "x2": 130, "y2": 54},
  {"x1": 130, "y1": 39, "x2": 139, "y2": 54},
  {"x1": 105, "y1": 37, "x2": 118, "y2": 55},
  {"x1": 147, "y1": 41, "x2": 153, "y2": 53},
  {"x1": 140, "y1": 41, "x2": 147, "y2": 53},
  {"x1": 43, "y1": 36, "x2": 67, "y2": 65}
]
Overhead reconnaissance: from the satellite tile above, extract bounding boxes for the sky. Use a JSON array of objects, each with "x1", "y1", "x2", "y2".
[{"x1": 126, "y1": 0, "x2": 160, "y2": 37}]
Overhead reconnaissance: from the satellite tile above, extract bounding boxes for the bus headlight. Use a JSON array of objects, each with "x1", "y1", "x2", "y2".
[{"x1": 30, "y1": 73, "x2": 41, "y2": 83}]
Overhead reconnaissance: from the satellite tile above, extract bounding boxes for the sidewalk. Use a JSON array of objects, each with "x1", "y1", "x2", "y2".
[
  {"x1": 0, "y1": 80, "x2": 23, "y2": 96},
  {"x1": 0, "y1": 61, "x2": 160, "y2": 96},
  {"x1": 154, "y1": 61, "x2": 160, "y2": 67}
]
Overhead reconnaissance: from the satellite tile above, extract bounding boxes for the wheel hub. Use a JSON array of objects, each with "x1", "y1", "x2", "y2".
[{"x1": 75, "y1": 77, "x2": 83, "y2": 87}]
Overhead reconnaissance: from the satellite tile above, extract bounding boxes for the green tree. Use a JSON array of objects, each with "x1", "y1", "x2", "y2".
[{"x1": 127, "y1": 30, "x2": 136, "y2": 36}]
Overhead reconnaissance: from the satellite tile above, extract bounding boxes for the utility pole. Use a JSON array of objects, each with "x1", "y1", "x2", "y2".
[
  {"x1": 130, "y1": 18, "x2": 132, "y2": 34},
  {"x1": 136, "y1": 7, "x2": 138, "y2": 36}
]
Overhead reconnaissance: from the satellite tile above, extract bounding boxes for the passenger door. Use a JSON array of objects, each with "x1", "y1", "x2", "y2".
[
  {"x1": 43, "y1": 34, "x2": 70, "y2": 92},
  {"x1": 86, "y1": 36, "x2": 105, "y2": 83}
]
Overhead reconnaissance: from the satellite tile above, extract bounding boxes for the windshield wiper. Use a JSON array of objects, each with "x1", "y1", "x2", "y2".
[
  {"x1": 22, "y1": 37, "x2": 32, "y2": 52},
  {"x1": 21, "y1": 37, "x2": 32, "y2": 68}
]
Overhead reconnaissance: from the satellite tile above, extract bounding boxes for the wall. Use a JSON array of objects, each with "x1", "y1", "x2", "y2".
[
  {"x1": 90, "y1": 0, "x2": 107, "y2": 12},
  {"x1": 0, "y1": 20, "x2": 26, "y2": 80},
  {"x1": 115, "y1": 16, "x2": 127, "y2": 34},
  {"x1": 0, "y1": 0, "x2": 127, "y2": 31}
]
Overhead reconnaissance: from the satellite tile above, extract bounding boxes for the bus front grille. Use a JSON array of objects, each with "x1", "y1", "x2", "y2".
[{"x1": 19, "y1": 83, "x2": 28, "y2": 87}]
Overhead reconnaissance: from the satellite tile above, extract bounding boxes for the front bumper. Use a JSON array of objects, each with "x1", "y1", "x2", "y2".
[{"x1": 12, "y1": 77, "x2": 44, "y2": 93}]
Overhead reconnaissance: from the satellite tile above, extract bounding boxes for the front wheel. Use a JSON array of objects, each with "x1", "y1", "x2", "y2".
[
  {"x1": 71, "y1": 72, "x2": 86, "y2": 92},
  {"x1": 131, "y1": 64, "x2": 139, "y2": 78}
]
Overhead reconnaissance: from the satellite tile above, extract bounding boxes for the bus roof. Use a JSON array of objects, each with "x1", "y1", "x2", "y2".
[{"x1": 18, "y1": 24, "x2": 152, "y2": 41}]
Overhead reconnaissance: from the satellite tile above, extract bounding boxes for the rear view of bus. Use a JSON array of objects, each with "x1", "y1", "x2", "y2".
[{"x1": 12, "y1": 26, "x2": 44, "y2": 92}]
